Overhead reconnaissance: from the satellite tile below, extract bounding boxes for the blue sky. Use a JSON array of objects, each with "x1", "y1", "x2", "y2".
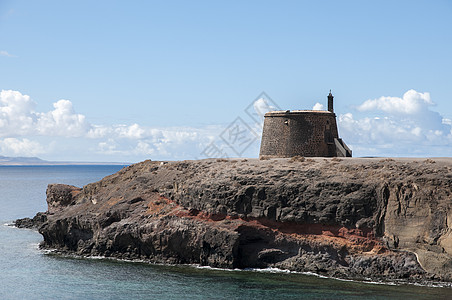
[{"x1": 0, "y1": 0, "x2": 451, "y2": 162}]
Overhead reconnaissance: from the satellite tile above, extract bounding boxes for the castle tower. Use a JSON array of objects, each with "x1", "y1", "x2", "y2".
[
  {"x1": 259, "y1": 91, "x2": 352, "y2": 158},
  {"x1": 328, "y1": 90, "x2": 334, "y2": 113}
]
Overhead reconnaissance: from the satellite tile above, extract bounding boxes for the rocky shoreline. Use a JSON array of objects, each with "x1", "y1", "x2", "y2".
[{"x1": 16, "y1": 157, "x2": 452, "y2": 282}]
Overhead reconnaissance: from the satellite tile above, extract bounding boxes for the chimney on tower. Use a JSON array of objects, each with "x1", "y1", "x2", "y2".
[{"x1": 327, "y1": 90, "x2": 334, "y2": 113}]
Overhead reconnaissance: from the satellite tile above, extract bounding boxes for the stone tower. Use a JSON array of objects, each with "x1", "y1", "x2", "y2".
[
  {"x1": 259, "y1": 92, "x2": 352, "y2": 158},
  {"x1": 328, "y1": 90, "x2": 334, "y2": 113}
]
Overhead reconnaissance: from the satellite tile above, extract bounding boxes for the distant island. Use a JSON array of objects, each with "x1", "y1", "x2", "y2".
[{"x1": 0, "y1": 156, "x2": 128, "y2": 166}]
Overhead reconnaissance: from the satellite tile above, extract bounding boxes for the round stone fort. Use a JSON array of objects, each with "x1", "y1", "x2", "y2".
[{"x1": 259, "y1": 92, "x2": 352, "y2": 158}]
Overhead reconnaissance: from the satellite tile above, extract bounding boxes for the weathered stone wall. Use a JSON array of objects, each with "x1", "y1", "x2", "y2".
[{"x1": 259, "y1": 111, "x2": 339, "y2": 157}]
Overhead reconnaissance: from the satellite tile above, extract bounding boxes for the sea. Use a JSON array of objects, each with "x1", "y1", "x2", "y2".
[{"x1": 0, "y1": 165, "x2": 451, "y2": 300}]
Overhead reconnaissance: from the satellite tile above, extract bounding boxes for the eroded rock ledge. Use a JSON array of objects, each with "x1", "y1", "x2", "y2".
[{"x1": 18, "y1": 158, "x2": 452, "y2": 282}]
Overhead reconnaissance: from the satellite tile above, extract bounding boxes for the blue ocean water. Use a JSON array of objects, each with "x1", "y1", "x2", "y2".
[{"x1": 0, "y1": 165, "x2": 451, "y2": 299}]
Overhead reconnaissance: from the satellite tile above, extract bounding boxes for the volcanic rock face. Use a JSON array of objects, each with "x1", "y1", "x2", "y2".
[{"x1": 22, "y1": 158, "x2": 452, "y2": 281}]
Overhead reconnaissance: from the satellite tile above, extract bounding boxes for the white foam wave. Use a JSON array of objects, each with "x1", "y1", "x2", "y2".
[
  {"x1": 410, "y1": 281, "x2": 452, "y2": 288},
  {"x1": 29, "y1": 243, "x2": 40, "y2": 250},
  {"x1": 194, "y1": 265, "x2": 241, "y2": 272},
  {"x1": 245, "y1": 267, "x2": 293, "y2": 274},
  {"x1": 37, "y1": 252, "x2": 452, "y2": 288},
  {"x1": 41, "y1": 248, "x2": 58, "y2": 255},
  {"x1": 195, "y1": 266, "x2": 451, "y2": 288}
]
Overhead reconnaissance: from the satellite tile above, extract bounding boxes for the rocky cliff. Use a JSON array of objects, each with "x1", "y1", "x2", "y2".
[{"x1": 18, "y1": 157, "x2": 452, "y2": 282}]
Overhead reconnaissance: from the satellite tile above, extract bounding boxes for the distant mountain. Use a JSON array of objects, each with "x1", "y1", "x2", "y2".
[
  {"x1": 0, "y1": 156, "x2": 47, "y2": 163},
  {"x1": 0, "y1": 156, "x2": 128, "y2": 165}
]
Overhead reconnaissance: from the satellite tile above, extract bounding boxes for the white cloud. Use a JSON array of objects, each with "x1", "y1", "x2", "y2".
[
  {"x1": 4, "y1": 88, "x2": 449, "y2": 161},
  {"x1": 253, "y1": 98, "x2": 275, "y2": 123},
  {"x1": 96, "y1": 139, "x2": 120, "y2": 155},
  {"x1": 134, "y1": 140, "x2": 156, "y2": 156},
  {"x1": 0, "y1": 90, "x2": 90, "y2": 138},
  {"x1": 86, "y1": 125, "x2": 110, "y2": 139},
  {"x1": 312, "y1": 103, "x2": 324, "y2": 110},
  {"x1": 0, "y1": 50, "x2": 16, "y2": 58},
  {"x1": 36, "y1": 99, "x2": 90, "y2": 137},
  {"x1": 442, "y1": 118, "x2": 452, "y2": 126},
  {"x1": 357, "y1": 89, "x2": 433, "y2": 115},
  {"x1": 114, "y1": 123, "x2": 147, "y2": 139},
  {"x1": 0, "y1": 90, "x2": 36, "y2": 137},
  {"x1": 0, "y1": 90, "x2": 260, "y2": 161},
  {"x1": 92, "y1": 126, "x2": 217, "y2": 160},
  {"x1": 0, "y1": 138, "x2": 44, "y2": 156},
  {"x1": 339, "y1": 90, "x2": 452, "y2": 157}
]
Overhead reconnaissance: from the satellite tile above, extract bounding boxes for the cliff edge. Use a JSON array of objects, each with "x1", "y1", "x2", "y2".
[{"x1": 19, "y1": 157, "x2": 452, "y2": 282}]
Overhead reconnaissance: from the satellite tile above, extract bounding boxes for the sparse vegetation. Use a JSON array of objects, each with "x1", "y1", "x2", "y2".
[
  {"x1": 380, "y1": 158, "x2": 395, "y2": 162},
  {"x1": 424, "y1": 158, "x2": 436, "y2": 164},
  {"x1": 290, "y1": 156, "x2": 305, "y2": 162}
]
